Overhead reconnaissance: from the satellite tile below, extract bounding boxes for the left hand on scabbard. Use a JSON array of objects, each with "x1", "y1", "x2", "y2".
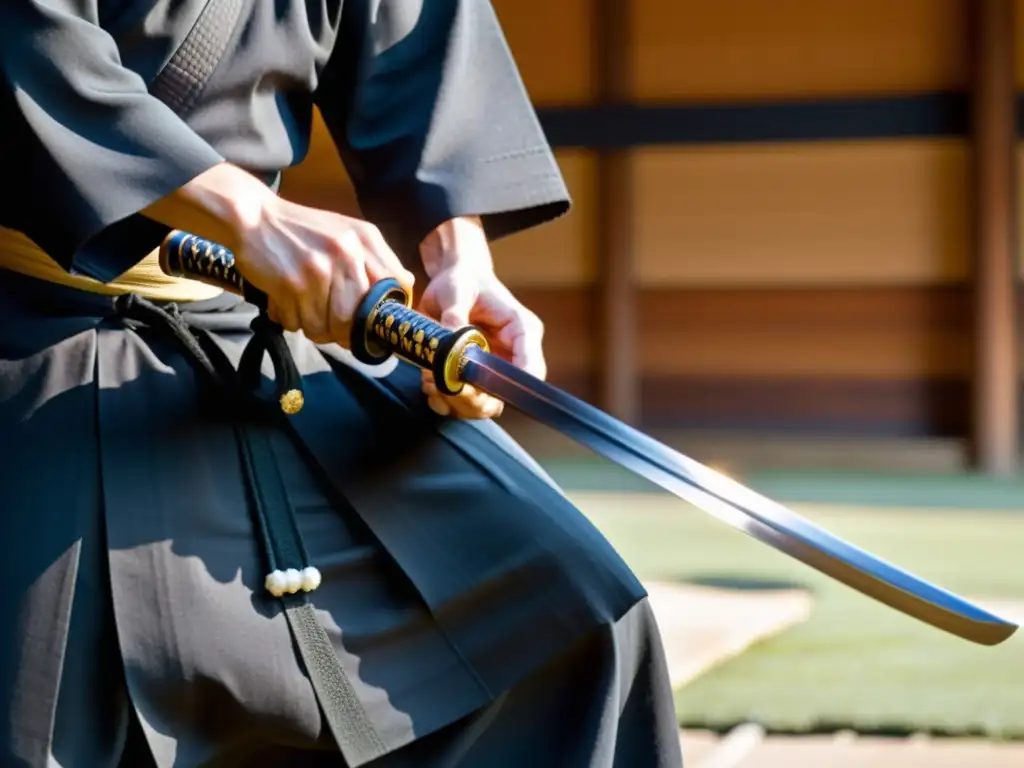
[{"x1": 417, "y1": 218, "x2": 546, "y2": 420}]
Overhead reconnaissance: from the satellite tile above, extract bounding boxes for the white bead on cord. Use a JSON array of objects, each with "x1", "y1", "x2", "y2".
[{"x1": 264, "y1": 566, "x2": 322, "y2": 597}]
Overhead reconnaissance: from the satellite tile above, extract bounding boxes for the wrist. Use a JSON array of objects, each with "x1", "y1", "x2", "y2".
[
  {"x1": 201, "y1": 164, "x2": 276, "y2": 243},
  {"x1": 420, "y1": 216, "x2": 494, "y2": 279},
  {"x1": 143, "y1": 162, "x2": 275, "y2": 254}
]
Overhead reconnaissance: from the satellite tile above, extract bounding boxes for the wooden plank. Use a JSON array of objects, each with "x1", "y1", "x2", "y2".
[
  {"x1": 593, "y1": 0, "x2": 638, "y2": 423},
  {"x1": 491, "y1": 0, "x2": 595, "y2": 105},
  {"x1": 518, "y1": 285, "x2": 971, "y2": 437},
  {"x1": 489, "y1": 150, "x2": 598, "y2": 287},
  {"x1": 1015, "y1": 0, "x2": 1024, "y2": 88},
  {"x1": 632, "y1": 0, "x2": 968, "y2": 102},
  {"x1": 279, "y1": 109, "x2": 358, "y2": 215},
  {"x1": 633, "y1": 140, "x2": 970, "y2": 287},
  {"x1": 522, "y1": 286, "x2": 972, "y2": 382},
  {"x1": 970, "y1": 0, "x2": 1019, "y2": 475},
  {"x1": 639, "y1": 376, "x2": 968, "y2": 437},
  {"x1": 637, "y1": 287, "x2": 971, "y2": 379}
]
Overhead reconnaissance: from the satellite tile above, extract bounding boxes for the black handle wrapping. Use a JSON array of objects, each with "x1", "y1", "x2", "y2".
[
  {"x1": 160, "y1": 230, "x2": 268, "y2": 311},
  {"x1": 350, "y1": 278, "x2": 490, "y2": 395},
  {"x1": 158, "y1": 232, "x2": 490, "y2": 400},
  {"x1": 159, "y1": 231, "x2": 301, "y2": 414}
]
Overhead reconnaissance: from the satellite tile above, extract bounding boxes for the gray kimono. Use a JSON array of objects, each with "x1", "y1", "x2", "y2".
[{"x1": 0, "y1": 1, "x2": 683, "y2": 766}]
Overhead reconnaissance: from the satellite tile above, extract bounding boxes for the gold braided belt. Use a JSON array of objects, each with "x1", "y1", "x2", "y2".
[{"x1": 0, "y1": 226, "x2": 223, "y2": 303}]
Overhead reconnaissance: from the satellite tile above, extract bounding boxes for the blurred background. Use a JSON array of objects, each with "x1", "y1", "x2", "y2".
[{"x1": 283, "y1": 1, "x2": 1024, "y2": 765}]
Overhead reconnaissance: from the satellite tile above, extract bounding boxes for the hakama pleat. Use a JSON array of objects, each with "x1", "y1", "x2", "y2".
[{"x1": 0, "y1": 271, "x2": 682, "y2": 768}]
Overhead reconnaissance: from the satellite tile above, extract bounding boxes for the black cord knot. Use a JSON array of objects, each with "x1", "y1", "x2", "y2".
[{"x1": 238, "y1": 312, "x2": 305, "y2": 415}]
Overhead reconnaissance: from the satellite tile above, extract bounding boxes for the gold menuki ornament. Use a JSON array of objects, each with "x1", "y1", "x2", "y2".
[
  {"x1": 159, "y1": 231, "x2": 307, "y2": 416},
  {"x1": 279, "y1": 388, "x2": 305, "y2": 415}
]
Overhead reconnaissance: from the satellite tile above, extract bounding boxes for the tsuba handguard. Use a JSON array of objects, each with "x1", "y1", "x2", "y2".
[{"x1": 350, "y1": 279, "x2": 489, "y2": 396}]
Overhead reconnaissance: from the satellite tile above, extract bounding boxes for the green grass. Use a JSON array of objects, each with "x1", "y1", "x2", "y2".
[
  {"x1": 571, "y1": 491, "x2": 1024, "y2": 739},
  {"x1": 542, "y1": 458, "x2": 1024, "y2": 510}
]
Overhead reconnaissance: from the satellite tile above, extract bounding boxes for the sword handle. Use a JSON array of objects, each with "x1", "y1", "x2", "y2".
[
  {"x1": 159, "y1": 230, "x2": 304, "y2": 414},
  {"x1": 160, "y1": 230, "x2": 269, "y2": 312},
  {"x1": 158, "y1": 232, "x2": 489, "y2": 395},
  {"x1": 351, "y1": 278, "x2": 490, "y2": 396}
]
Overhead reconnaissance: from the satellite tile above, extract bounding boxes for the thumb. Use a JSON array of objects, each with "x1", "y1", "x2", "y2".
[
  {"x1": 440, "y1": 305, "x2": 472, "y2": 329},
  {"x1": 438, "y1": 281, "x2": 478, "y2": 330}
]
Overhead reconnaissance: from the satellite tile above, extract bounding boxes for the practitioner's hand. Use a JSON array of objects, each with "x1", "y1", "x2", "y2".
[
  {"x1": 143, "y1": 163, "x2": 415, "y2": 345},
  {"x1": 235, "y1": 196, "x2": 416, "y2": 346},
  {"x1": 417, "y1": 217, "x2": 547, "y2": 420}
]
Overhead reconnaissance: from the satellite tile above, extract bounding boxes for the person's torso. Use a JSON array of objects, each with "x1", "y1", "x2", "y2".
[
  {"x1": 108, "y1": 0, "x2": 345, "y2": 174},
  {"x1": 1, "y1": 0, "x2": 348, "y2": 301}
]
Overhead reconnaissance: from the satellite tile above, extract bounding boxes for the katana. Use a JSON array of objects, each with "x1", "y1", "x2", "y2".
[{"x1": 161, "y1": 231, "x2": 1018, "y2": 647}]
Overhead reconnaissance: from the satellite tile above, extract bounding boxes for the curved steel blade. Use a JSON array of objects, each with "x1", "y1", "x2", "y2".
[{"x1": 462, "y1": 347, "x2": 1017, "y2": 647}]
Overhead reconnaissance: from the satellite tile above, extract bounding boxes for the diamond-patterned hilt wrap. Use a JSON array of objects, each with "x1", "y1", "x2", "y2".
[
  {"x1": 160, "y1": 230, "x2": 250, "y2": 295},
  {"x1": 158, "y1": 231, "x2": 300, "y2": 413},
  {"x1": 350, "y1": 278, "x2": 490, "y2": 395}
]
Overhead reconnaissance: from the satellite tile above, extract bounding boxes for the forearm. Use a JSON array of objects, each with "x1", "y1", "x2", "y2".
[
  {"x1": 144, "y1": 168, "x2": 483, "y2": 297},
  {"x1": 419, "y1": 216, "x2": 494, "y2": 278},
  {"x1": 141, "y1": 162, "x2": 274, "y2": 255}
]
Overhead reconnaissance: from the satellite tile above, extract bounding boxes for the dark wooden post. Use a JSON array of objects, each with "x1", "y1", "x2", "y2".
[
  {"x1": 970, "y1": 0, "x2": 1018, "y2": 475},
  {"x1": 593, "y1": 0, "x2": 638, "y2": 424}
]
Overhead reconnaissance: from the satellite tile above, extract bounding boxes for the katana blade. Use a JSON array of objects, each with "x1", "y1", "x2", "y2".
[
  {"x1": 459, "y1": 346, "x2": 1017, "y2": 646},
  {"x1": 344, "y1": 277, "x2": 1017, "y2": 648},
  {"x1": 158, "y1": 239, "x2": 1019, "y2": 648}
]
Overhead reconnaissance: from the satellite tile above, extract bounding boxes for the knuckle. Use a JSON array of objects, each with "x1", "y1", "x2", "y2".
[
  {"x1": 281, "y1": 272, "x2": 305, "y2": 295},
  {"x1": 351, "y1": 265, "x2": 372, "y2": 288},
  {"x1": 332, "y1": 294, "x2": 357, "y2": 322},
  {"x1": 333, "y1": 227, "x2": 364, "y2": 258},
  {"x1": 522, "y1": 309, "x2": 544, "y2": 338},
  {"x1": 300, "y1": 254, "x2": 332, "y2": 285},
  {"x1": 357, "y1": 222, "x2": 384, "y2": 244}
]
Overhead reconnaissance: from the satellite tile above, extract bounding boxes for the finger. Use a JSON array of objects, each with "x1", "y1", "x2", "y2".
[
  {"x1": 443, "y1": 386, "x2": 505, "y2": 421},
  {"x1": 496, "y1": 311, "x2": 547, "y2": 380},
  {"x1": 438, "y1": 281, "x2": 479, "y2": 330},
  {"x1": 422, "y1": 374, "x2": 439, "y2": 399},
  {"x1": 416, "y1": 280, "x2": 442, "y2": 321},
  {"x1": 447, "y1": 395, "x2": 504, "y2": 420},
  {"x1": 297, "y1": 250, "x2": 333, "y2": 341},
  {"x1": 458, "y1": 394, "x2": 504, "y2": 420},
  {"x1": 359, "y1": 224, "x2": 416, "y2": 293},
  {"x1": 328, "y1": 249, "x2": 372, "y2": 343},
  {"x1": 427, "y1": 394, "x2": 451, "y2": 417},
  {"x1": 268, "y1": 295, "x2": 301, "y2": 333}
]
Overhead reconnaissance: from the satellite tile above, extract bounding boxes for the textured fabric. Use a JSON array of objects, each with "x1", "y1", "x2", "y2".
[
  {"x1": 148, "y1": 0, "x2": 246, "y2": 117},
  {"x1": 0, "y1": 0, "x2": 569, "y2": 281},
  {"x1": 0, "y1": 271, "x2": 672, "y2": 768},
  {"x1": 0, "y1": 228, "x2": 223, "y2": 302},
  {"x1": 0, "y1": 2, "x2": 675, "y2": 765}
]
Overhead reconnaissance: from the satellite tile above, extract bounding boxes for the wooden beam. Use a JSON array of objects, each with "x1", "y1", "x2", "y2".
[
  {"x1": 970, "y1": 0, "x2": 1019, "y2": 475},
  {"x1": 593, "y1": 0, "x2": 638, "y2": 423}
]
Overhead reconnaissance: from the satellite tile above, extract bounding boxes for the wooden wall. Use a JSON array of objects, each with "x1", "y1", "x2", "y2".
[{"x1": 280, "y1": 0, "x2": 1024, "y2": 438}]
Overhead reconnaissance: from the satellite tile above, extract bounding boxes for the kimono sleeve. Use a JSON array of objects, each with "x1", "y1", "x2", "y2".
[
  {"x1": 0, "y1": 0, "x2": 226, "y2": 281},
  {"x1": 314, "y1": 0, "x2": 571, "y2": 262}
]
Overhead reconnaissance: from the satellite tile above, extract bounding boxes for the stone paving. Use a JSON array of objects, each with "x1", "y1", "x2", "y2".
[
  {"x1": 681, "y1": 729, "x2": 1024, "y2": 768},
  {"x1": 648, "y1": 582, "x2": 1024, "y2": 767},
  {"x1": 645, "y1": 581, "x2": 813, "y2": 688}
]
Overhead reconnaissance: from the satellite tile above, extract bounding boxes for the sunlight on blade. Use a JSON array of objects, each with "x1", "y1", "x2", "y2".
[{"x1": 461, "y1": 347, "x2": 1018, "y2": 647}]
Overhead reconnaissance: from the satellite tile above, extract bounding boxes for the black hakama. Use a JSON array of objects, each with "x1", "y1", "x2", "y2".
[{"x1": 0, "y1": 274, "x2": 683, "y2": 767}]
